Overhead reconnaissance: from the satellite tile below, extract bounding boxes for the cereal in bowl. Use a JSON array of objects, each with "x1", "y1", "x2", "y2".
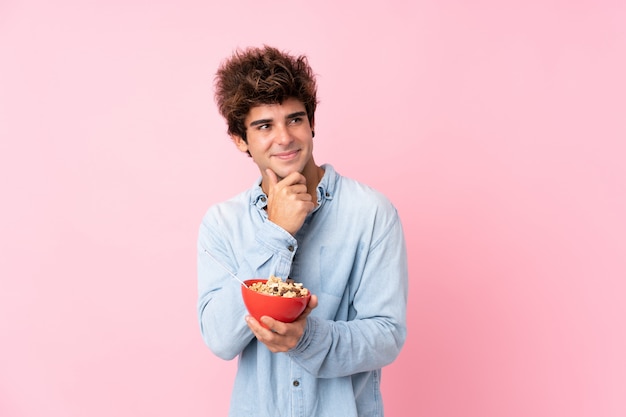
[{"x1": 249, "y1": 275, "x2": 309, "y2": 298}]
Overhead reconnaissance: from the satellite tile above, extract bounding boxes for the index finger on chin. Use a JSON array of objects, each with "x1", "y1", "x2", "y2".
[{"x1": 281, "y1": 171, "x2": 306, "y2": 185}]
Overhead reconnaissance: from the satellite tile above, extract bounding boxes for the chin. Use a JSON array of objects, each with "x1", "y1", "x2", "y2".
[{"x1": 275, "y1": 164, "x2": 304, "y2": 177}]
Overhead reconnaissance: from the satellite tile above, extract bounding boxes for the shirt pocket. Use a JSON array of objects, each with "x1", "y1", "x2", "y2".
[{"x1": 319, "y1": 244, "x2": 360, "y2": 298}]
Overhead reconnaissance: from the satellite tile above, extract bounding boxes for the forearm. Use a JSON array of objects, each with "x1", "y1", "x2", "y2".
[
  {"x1": 288, "y1": 213, "x2": 409, "y2": 377},
  {"x1": 197, "y1": 275, "x2": 253, "y2": 360},
  {"x1": 197, "y1": 215, "x2": 297, "y2": 359},
  {"x1": 288, "y1": 315, "x2": 406, "y2": 378}
]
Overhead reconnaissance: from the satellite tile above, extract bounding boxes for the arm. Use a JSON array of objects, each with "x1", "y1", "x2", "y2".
[
  {"x1": 197, "y1": 207, "x2": 298, "y2": 360},
  {"x1": 287, "y1": 213, "x2": 408, "y2": 378}
]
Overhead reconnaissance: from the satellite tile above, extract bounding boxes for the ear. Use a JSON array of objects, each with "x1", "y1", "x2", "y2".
[{"x1": 231, "y1": 135, "x2": 249, "y2": 153}]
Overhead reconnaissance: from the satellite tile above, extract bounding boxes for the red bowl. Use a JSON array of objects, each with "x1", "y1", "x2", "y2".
[{"x1": 241, "y1": 279, "x2": 311, "y2": 324}]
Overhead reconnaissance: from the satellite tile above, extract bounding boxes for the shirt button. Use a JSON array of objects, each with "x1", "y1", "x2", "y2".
[
  {"x1": 325, "y1": 192, "x2": 330, "y2": 198},
  {"x1": 260, "y1": 196, "x2": 266, "y2": 202},
  {"x1": 287, "y1": 245, "x2": 294, "y2": 252},
  {"x1": 292, "y1": 380, "x2": 300, "y2": 387}
]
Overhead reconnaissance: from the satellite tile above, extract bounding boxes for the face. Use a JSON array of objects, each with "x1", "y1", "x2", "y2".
[{"x1": 233, "y1": 97, "x2": 316, "y2": 182}]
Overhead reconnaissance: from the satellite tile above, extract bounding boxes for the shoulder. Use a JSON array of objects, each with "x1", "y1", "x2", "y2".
[
  {"x1": 335, "y1": 173, "x2": 397, "y2": 215},
  {"x1": 200, "y1": 188, "x2": 253, "y2": 229},
  {"x1": 325, "y1": 171, "x2": 403, "y2": 248},
  {"x1": 324, "y1": 167, "x2": 401, "y2": 237}
]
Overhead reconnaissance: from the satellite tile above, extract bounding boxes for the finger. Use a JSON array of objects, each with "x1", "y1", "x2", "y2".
[
  {"x1": 288, "y1": 184, "x2": 310, "y2": 196},
  {"x1": 281, "y1": 171, "x2": 307, "y2": 186},
  {"x1": 245, "y1": 315, "x2": 261, "y2": 331},
  {"x1": 246, "y1": 315, "x2": 275, "y2": 338},
  {"x1": 298, "y1": 294, "x2": 318, "y2": 319},
  {"x1": 260, "y1": 316, "x2": 280, "y2": 333}
]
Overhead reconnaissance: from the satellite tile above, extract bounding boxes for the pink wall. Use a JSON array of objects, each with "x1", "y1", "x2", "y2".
[{"x1": 1, "y1": 1, "x2": 625, "y2": 416}]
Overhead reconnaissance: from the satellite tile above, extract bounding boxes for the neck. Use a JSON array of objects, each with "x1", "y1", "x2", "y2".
[{"x1": 302, "y1": 162, "x2": 324, "y2": 205}]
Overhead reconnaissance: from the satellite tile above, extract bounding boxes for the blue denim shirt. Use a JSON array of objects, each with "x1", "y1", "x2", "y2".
[{"x1": 197, "y1": 164, "x2": 408, "y2": 417}]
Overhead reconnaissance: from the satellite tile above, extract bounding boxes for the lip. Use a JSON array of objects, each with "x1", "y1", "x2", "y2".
[{"x1": 273, "y1": 149, "x2": 300, "y2": 160}]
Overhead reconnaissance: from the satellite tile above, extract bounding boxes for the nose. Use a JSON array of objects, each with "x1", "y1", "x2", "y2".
[{"x1": 274, "y1": 124, "x2": 293, "y2": 145}]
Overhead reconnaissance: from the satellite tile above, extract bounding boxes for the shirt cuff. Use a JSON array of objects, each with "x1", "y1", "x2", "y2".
[
  {"x1": 254, "y1": 219, "x2": 298, "y2": 278},
  {"x1": 289, "y1": 315, "x2": 321, "y2": 355}
]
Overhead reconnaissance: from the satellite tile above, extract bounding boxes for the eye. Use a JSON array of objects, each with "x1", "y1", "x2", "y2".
[
  {"x1": 289, "y1": 117, "x2": 303, "y2": 125},
  {"x1": 257, "y1": 123, "x2": 270, "y2": 130}
]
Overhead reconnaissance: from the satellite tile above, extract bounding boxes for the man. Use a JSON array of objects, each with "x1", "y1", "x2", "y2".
[{"x1": 197, "y1": 45, "x2": 408, "y2": 417}]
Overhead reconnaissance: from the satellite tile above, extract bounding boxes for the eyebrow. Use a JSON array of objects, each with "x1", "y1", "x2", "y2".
[
  {"x1": 249, "y1": 118, "x2": 272, "y2": 127},
  {"x1": 248, "y1": 111, "x2": 307, "y2": 128},
  {"x1": 287, "y1": 111, "x2": 307, "y2": 119}
]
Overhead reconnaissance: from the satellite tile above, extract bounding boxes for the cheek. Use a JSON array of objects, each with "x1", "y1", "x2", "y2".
[
  {"x1": 247, "y1": 143, "x2": 262, "y2": 156},
  {"x1": 248, "y1": 146, "x2": 266, "y2": 165}
]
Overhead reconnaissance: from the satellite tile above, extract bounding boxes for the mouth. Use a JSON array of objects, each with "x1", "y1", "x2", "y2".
[{"x1": 272, "y1": 149, "x2": 300, "y2": 160}]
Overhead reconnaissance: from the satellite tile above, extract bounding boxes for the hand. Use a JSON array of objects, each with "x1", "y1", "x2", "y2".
[
  {"x1": 265, "y1": 169, "x2": 315, "y2": 236},
  {"x1": 245, "y1": 295, "x2": 319, "y2": 353}
]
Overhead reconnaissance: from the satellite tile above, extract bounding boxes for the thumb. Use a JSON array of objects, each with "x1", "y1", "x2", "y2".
[{"x1": 302, "y1": 294, "x2": 318, "y2": 317}]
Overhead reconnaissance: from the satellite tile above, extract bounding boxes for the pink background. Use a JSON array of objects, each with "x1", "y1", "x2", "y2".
[{"x1": 1, "y1": 1, "x2": 625, "y2": 416}]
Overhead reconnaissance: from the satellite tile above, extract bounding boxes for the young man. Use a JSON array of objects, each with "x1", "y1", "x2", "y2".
[{"x1": 197, "y1": 46, "x2": 408, "y2": 417}]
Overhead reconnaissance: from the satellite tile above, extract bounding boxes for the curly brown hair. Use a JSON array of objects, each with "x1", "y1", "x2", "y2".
[{"x1": 214, "y1": 45, "x2": 318, "y2": 143}]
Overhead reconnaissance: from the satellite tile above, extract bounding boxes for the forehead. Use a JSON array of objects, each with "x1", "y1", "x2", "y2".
[{"x1": 245, "y1": 97, "x2": 306, "y2": 124}]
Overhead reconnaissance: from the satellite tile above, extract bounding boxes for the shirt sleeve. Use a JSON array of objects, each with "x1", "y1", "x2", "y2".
[
  {"x1": 197, "y1": 207, "x2": 298, "y2": 360},
  {"x1": 287, "y1": 210, "x2": 409, "y2": 378}
]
